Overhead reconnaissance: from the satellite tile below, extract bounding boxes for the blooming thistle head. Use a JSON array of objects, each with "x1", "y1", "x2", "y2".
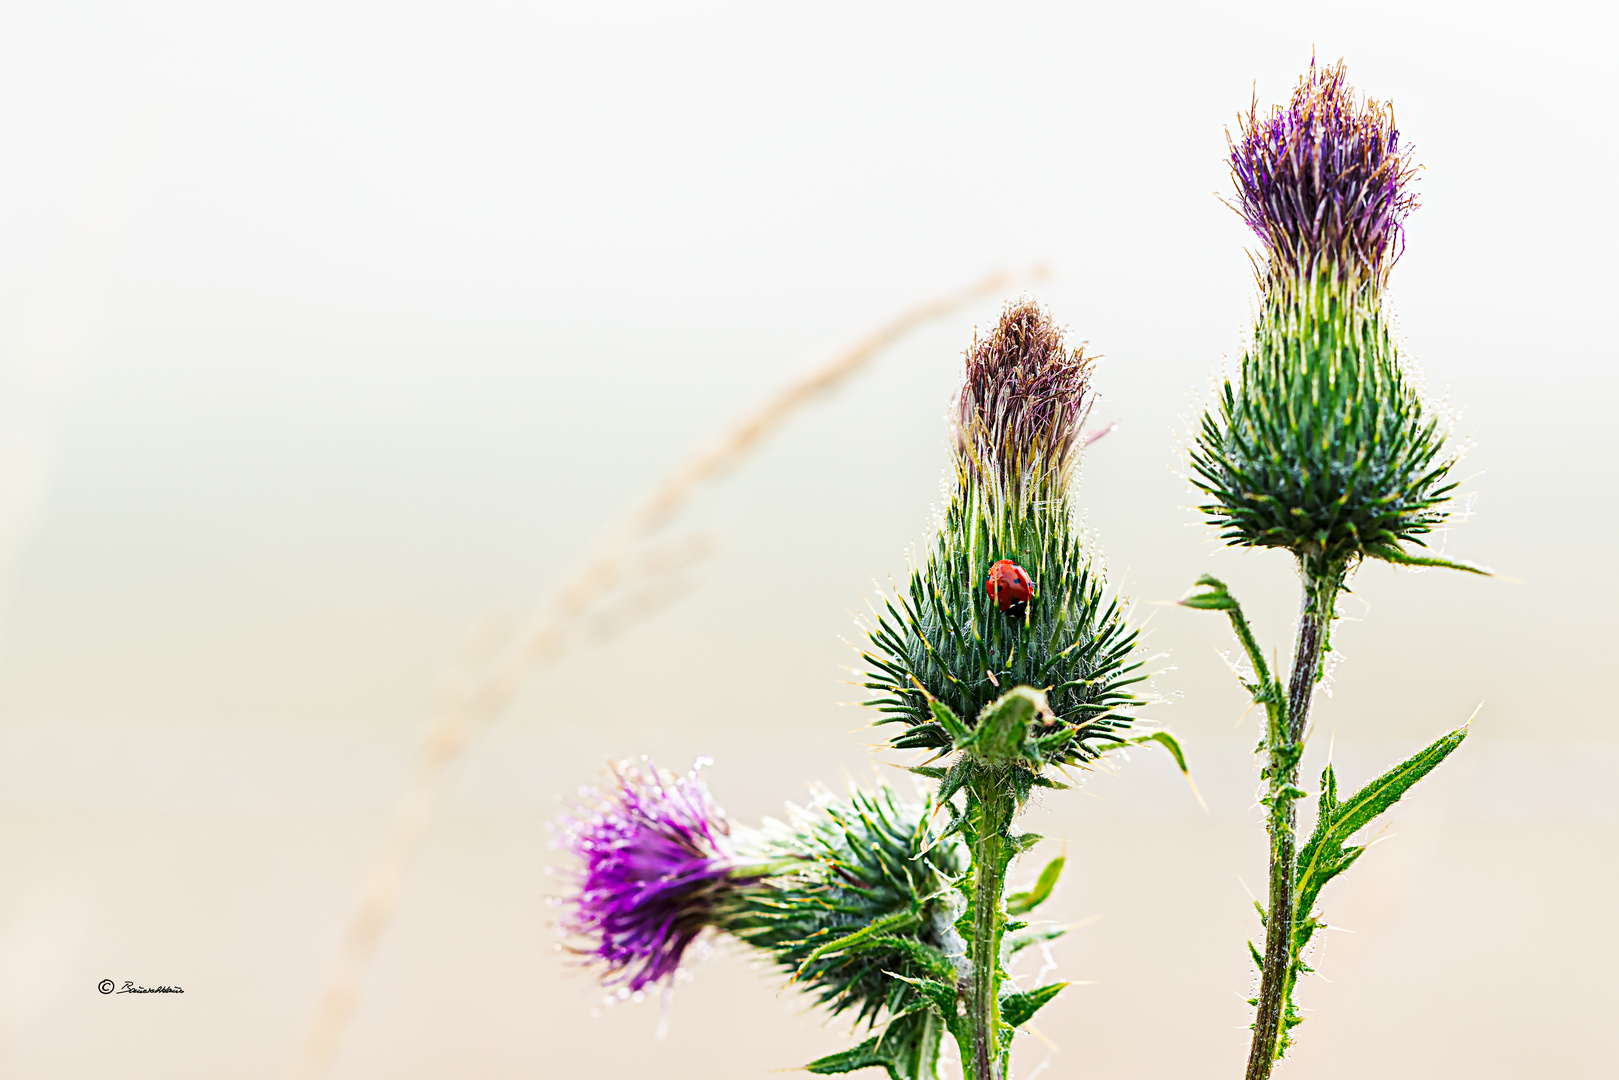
[
  {"x1": 558, "y1": 758, "x2": 755, "y2": 992},
  {"x1": 954, "y1": 300, "x2": 1094, "y2": 498},
  {"x1": 1193, "y1": 61, "x2": 1487, "y2": 579},
  {"x1": 1229, "y1": 58, "x2": 1419, "y2": 286}
]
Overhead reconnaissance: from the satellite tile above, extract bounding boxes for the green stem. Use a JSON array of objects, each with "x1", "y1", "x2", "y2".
[
  {"x1": 965, "y1": 769, "x2": 1013, "y2": 1080},
  {"x1": 1244, "y1": 555, "x2": 1345, "y2": 1080}
]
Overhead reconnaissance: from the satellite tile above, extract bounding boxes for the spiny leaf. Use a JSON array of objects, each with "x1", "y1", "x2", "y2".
[
  {"x1": 805, "y1": 1009, "x2": 944, "y2": 1080},
  {"x1": 1128, "y1": 731, "x2": 1191, "y2": 776},
  {"x1": 1006, "y1": 856, "x2": 1064, "y2": 916},
  {"x1": 1295, "y1": 723, "x2": 1468, "y2": 921},
  {"x1": 1000, "y1": 982, "x2": 1067, "y2": 1027},
  {"x1": 885, "y1": 972, "x2": 959, "y2": 1018},
  {"x1": 791, "y1": 911, "x2": 918, "y2": 983},
  {"x1": 1178, "y1": 574, "x2": 1239, "y2": 610},
  {"x1": 929, "y1": 698, "x2": 971, "y2": 741},
  {"x1": 1005, "y1": 925, "x2": 1068, "y2": 956},
  {"x1": 1280, "y1": 722, "x2": 1470, "y2": 1040},
  {"x1": 1365, "y1": 544, "x2": 1494, "y2": 576},
  {"x1": 936, "y1": 757, "x2": 974, "y2": 807}
]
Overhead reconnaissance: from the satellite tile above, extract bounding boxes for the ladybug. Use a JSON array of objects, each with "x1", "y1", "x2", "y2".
[{"x1": 985, "y1": 559, "x2": 1035, "y2": 619}]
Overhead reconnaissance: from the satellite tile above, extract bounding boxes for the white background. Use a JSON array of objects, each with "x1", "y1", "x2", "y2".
[{"x1": 0, "y1": 2, "x2": 1613, "y2": 1077}]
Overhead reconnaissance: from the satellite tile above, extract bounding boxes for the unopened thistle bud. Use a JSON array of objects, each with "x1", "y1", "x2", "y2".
[
  {"x1": 864, "y1": 301, "x2": 1143, "y2": 765},
  {"x1": 1192, "y1": 61, "x2": 1473, "y2": 575}
]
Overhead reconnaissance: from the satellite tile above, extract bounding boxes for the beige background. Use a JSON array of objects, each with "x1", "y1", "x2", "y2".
[{"x1": 0, "y1": 1, "x2": 1614, "y2": 1077}]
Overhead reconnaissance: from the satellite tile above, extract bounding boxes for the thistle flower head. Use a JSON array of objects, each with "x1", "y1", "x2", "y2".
[
  {"x1": 558, "y1": 758, "x2": 749, "y2": 991},
  {"x1": 1229, "y1": 58, "x2": 1419, "y2": 284},
  {"x1": 865, "y1": 303, "x2": 1140, "y2": 763},
  {"x1": 955, "y1": 300, "x2": 1094, "y2": 495}
]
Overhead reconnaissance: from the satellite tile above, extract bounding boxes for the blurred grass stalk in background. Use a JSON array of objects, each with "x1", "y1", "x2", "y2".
[{"x1": 284, "y1": 267, "x2": 1041, "y2": 1079}]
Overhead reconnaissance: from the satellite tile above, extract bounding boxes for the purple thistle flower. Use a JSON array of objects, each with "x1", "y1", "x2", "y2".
[
  {"x1": 955, "y1": 299, "x2": 1094, "y2": 491},
  {"x1": 558, "y1": 758, "x2": 753, "y2": 992},
  {"x1": 1228, "y1": 58, "x2": 1419, "y2": 283}
]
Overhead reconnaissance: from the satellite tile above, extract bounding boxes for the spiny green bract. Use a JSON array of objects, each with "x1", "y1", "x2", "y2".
[
  {"x1": 861, "y1": 470, "x2": 1143, "y2": 765},
  {"x1": 725, "y1": 785, "x2": 965, "y2": 1030},
  {"x1": 1190, "y1": 268, "x2": 1456, "y2": 566}
]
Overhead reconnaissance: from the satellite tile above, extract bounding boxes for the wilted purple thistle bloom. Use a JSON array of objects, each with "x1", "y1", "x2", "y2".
[
  {"x1": 955, "y1": 300, "x2": 1094, "y2": 491},
  {"x1": 559, "y1": 758, "x2": 752, "y2": 991},
  {"x1": 1229, "y1": 58, "x2": 1419, "y2": 282}
]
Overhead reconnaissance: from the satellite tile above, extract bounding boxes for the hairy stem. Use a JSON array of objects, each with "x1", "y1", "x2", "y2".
[
  {"x1": 1244, "y1": 556, "x2": 1345, "y2": 1080},
  {"x1": 966, "y1": 771, "x2": 1014, "y2": 1080}
]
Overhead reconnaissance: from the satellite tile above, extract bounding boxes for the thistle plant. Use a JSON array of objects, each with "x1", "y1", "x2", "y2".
[
  {"x1": 554, "y1": 302, "x2": 1185, "y2": 1079},
  {"x1": 1182, "y1": 59, "x2": 1489, "y2": 1078}
]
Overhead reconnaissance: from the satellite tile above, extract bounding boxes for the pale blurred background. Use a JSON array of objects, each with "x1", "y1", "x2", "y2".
[{"x1": 0, "y1": 2, "x2": 1614, "y2": 1077}]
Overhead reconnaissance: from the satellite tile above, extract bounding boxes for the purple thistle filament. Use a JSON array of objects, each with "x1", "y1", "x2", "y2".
[
  {"x1": 955, "y1": 299, "x2": 1094, "y2": 487},
  {"x1": 560, "y1": 759, "x2": 746, "y2": 991},
  {"x1": 1229, "y1": 58, "x2": 1419, "y2": 281}
]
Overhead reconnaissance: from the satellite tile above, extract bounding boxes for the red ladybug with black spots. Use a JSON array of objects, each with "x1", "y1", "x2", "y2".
[{"x1": 985, "y1": 559, "x2": 1035, "y2": 620}]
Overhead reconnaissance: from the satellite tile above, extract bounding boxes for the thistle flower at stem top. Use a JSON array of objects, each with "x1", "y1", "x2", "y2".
[
  {"x1": 1194, "y1": 58, "x2": 1485, "y2": 579},
  {"x1": 860, "y1": 301, "x2": 1189, "y2": 1080},
  {"x1": 865, "y1": 301, "x2": 1145, "y2": 766},
  {"x1": 1228, "y1": 57, "x2": 1419, "y2": 287},
  {"x1": 954, "y1": 299, "x2": 1095, "y2": 498}
]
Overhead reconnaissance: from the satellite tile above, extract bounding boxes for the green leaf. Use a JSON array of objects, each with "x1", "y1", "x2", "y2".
[
  {"x1": 1000, "y1": 982, "x2": 1067, "y2": 1027},
  {"x1": 1128, "y1": 732, "x2": 1190, "y2": 775},
  {"x1": 858, "y1": 935, "x2": 956, "y2": 982},
  {"x1": 935, "y1": 756, "x2": 974, "y2": 806},
  {"x1": 1005, "y1": 925, "x2": 1068, "y2": 956},
  {"x1": 806, "y1": 1039, "x2": 890, "y2": 1077},
  {"x1": 1178, "y1": 574, "x2": 1239, "y2": 610},
  {"x1": 961, "y1": 686, "x2": 1046, "y2": 763},
  {"x1": 1006, "y1": 856, "x2": 1064, "y2": 916},
  {"x1": 1295, "y1": 723, "x2": 1468, "y2": 922},
  {"x1": 1366, "y1": 545, "x2": 1494, "y2": 577},
  {"x1": 805, "y1": 1009, "x2": 945, "y2": 1080},
  {"x1": 1282, "y1": 723, "x2": 1470, "y2": 1036},
  {"x1": 885, "y1": 972, "x2": 959, "y2": 1018},
  {"x1": 1181, "y1": 576, "x2": 1279, "y2": 714},
  {"x1": 792, "y1": 910, "x2": 918, "y2": 982},
  {"x1": 928, "y1": 699, "x2": 971, "y2": 741}
]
